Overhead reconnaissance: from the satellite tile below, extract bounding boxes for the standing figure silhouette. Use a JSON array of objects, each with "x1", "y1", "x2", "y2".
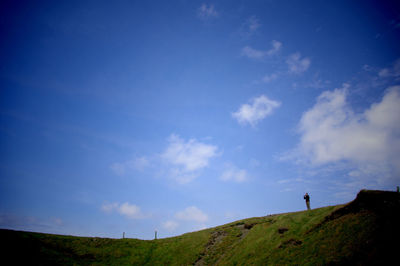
[{"x1": 304, "y1": 193, "x2": 311, "y2": 210}]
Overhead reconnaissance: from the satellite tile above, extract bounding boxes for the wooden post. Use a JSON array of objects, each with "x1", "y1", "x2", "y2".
[{"x1": 155, "y1": 230, "x2": 157, "y2": 240}]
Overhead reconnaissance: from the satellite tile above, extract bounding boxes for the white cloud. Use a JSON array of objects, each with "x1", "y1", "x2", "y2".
[
  {"x1": 220, "y1": 163, "x2": 248, "y2": 182},
  {"x1": 162, "y1": 134, "x2": 218, "y2": 171},
  {"x1": 162, "y1": 134, "x2": 218, "y2": 183},
  {"x1": 197, "y1": 4, "x2": 218, "y2": 20},
  {"x1": 286, "y1": 52, "x2": 311, "y2": 74},
  {"x1": 232, "y1": 95, "x2": 281, "y2": 127},
  {"x1": 119, "y1": 202, "x2": 142, "y2": 219},
  {"x1": 290, "y1": 84, "x2": 400, "y2": 183},
  {"x1": 241, "y1": 40, "x2": 282, "y2": 59},
  {"x1": 111, "y1": 135, "x2": 218, "y2": 184},
  {"x1": 175, "y1": 206, "x2": 208, "y2": 223},
  {"x1": 162, "y1": 220, "x2": 179, "y2": 232},
  {"x1": 101, "y1": 202, "x2": 144, "y2": 219}
]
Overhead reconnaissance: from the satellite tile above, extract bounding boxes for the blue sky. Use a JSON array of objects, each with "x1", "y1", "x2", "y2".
[{"x1": 1, "y1": 0, "x2": 400, "y2": 239}]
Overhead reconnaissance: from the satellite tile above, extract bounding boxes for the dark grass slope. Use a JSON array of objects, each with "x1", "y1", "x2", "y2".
[{"x1": 1, "y1": 189, "x2": 399, "y2": 265}]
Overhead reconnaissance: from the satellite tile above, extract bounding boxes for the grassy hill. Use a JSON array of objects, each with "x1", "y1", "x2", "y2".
[{"x1": 2, "y1": 189, "x2": 400, "y2": 265}]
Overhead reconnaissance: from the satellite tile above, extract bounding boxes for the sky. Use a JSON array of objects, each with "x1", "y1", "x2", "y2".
[{"x1": 1, "y1": 0, "x2": 400, "y2": 239}]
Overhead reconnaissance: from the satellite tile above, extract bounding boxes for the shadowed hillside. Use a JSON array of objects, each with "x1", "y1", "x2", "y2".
[{"x1": 1, "y1": 189, "x2": 399, "y2": 265}]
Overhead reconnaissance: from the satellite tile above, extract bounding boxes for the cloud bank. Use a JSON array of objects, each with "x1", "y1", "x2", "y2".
[{"x1": 290, "y1": 84, "x2": 400, "y2": 184}]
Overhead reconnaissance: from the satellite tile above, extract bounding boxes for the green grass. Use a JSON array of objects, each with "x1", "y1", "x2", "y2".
[{"x1": 2, "y1": 190, "x2": 399, "y2": 265}]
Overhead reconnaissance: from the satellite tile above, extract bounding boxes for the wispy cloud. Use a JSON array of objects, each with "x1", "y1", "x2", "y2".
[
  {"x1": 175, "y1": 206, "x2": 208, "y2": 223},
  {"x1": 249, "y1": 158, "x2": 260, "y2": 168},
  {"x1": 268, "y1": 40, "x2": 282, "y2": 55},
  {"x1": 110, "y1": 135, "x2": 218, "y2": 184},
  {"x1": 162, "y1": 206, "x2": 208, "y2": 233},
  {"x1": 378, "y1": 58, "x2": 400, "y2": 78},
  {"x1": 0, "y1": 213, "x2": 64, "y2": 233},
  {"x1": 241, "y1": 40, "x2": 282, "y2": 60},
  {"x1": 220, "y1": 163, "x2": 248, "y2": 182},
  {"x1": 241, "y1": 46, "x2": 266, "y2": 59},
  {"x1": 162, "y1": 220, "x2": 179, "y2": 232},
  {"x1": 197, "y1": 3, "x2": 218, "y2": 20},
  {"x1": 261, "y1": 73, "x2": 279, "y2": 83},
  {"x1": 101, "y1": 202, "x2": 145, "y2": 219},
  {"x1": 162, "y1": 134, "x2": 218, "y2": 183},
  {"x1": 110, "y1": 156, "x2": 150, "y2": 176},
  {"x1": 246, "y1": 16, "x2": 260, "y2": 33},
  {"x1": 305, "y1": 72, "x2": 330, "y2": 89},
  {"x1": 232, "y1": 95, "x2": 281, "y2": 127},
  {"x1": 286, "y1": 52, "x2": 311, "y2": 74},
  {"x1": 239, "y1": 15, "x2": 261, "y2": 37}
]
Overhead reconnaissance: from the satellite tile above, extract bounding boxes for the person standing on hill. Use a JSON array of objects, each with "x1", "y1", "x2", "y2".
[{"x1": 304, "y1": 193, "x2": 311, "y2": 210}]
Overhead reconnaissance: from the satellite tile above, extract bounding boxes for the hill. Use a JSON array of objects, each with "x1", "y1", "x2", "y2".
[{"x1": 1, "y1": 189, "x2": 400, "y2": 265}]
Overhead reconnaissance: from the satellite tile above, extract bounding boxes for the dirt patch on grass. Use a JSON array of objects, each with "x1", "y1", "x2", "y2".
[
  {"x1": 234, "y1": 224, "x2": 251, "y2": 240},
  {"x1": 278, "y1": 227, "x2": 289, "y2": 234},
  {"x1": 194, "y1": 230, "x2": 227, "y2": 266},
  {"x1": 278, "y1": 238, "x2": 302, "y2": 248},
  {"x1": 244, "y1": 223, "x2": 255, "y2": 230},
  {"x1": 194, "y1": 222, "x2": 258, "y2": 265}
]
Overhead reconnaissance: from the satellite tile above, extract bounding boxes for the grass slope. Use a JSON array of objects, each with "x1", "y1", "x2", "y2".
[{"x1": 2, "y1": 190, "x2": 399, "y2": 265}]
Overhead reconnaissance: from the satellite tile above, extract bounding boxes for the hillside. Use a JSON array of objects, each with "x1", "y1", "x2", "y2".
[{"x1": 1, "y1": 189, "x2": 400, "y2": 265}]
